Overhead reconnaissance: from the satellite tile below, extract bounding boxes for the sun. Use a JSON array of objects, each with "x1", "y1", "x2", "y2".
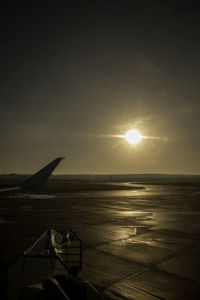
[{"x1": 124, "y1": 129, "x2": 144, "y2": 145}]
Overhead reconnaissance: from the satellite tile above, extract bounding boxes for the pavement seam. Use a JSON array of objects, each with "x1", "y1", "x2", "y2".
[
  {"x1": 153, "y1": 265, "x2": 200, "y2": 286},
  {"x1": 126, "y1": 285, "x2": 165, "y2": 300},
  {"x1": 105, "y1": 287, "x2": 164, "y2": 300},
  {"x1": 148, "y1": 266, "x2": 200, "y2": 286},
  {"x1": 82, "y1": 262, "x2": 146, "y2": 282},
  {"x1": 82, "y1": 262, "x2": 118, "y2": 277},
  {"x1": 104, "y1": 270, "x2": 165, "y2": 300},
  {"x1": 92, "y1": 246, "x2": 149, "y2": 268},
  {"x1": 152, "y1": 241, "x2": 200, "y2": 268},
  {"x1": 116, "y1": 267, "x2": 150, "y2": 282}
]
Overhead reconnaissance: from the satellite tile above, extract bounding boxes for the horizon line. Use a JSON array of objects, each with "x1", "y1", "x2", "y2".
[{"x1": 1, "y1": 172, "x2": 200, "y2": 176}]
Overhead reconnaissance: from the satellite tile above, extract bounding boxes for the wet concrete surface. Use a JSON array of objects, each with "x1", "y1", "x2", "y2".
[{"x1": 1, "y1": 184, "x2": 200, "y2": 299}]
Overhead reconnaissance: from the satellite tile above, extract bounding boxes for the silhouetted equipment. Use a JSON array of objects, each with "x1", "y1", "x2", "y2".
[
  {"x1": 8, "y1": 229, "x2": 83, "y2": 299},
  {"x1": 9, "y1": 229, "x2": 82, "y2": 274},
  {"x1": 8, "y1": 230, "x2": 104, "y2": 299}
]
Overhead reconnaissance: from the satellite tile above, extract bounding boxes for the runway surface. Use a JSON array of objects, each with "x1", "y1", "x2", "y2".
[{"x1": 1, "y1": 183, "x2": 200, "y2": 299}]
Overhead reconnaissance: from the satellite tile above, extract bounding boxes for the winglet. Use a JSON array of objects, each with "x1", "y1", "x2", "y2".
[{"x1": 21, "y1": 157, "x2": 65, "y2": 191}]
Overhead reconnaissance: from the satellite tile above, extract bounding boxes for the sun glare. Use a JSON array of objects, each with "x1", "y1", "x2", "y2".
[{"x1": 124, "y1": 129, "x2": 144, "y2": 145}]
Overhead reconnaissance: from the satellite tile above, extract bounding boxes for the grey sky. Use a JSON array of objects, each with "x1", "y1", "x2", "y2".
[{"x1": 1, "y1": 1, "x2": 200, "y2": 173}]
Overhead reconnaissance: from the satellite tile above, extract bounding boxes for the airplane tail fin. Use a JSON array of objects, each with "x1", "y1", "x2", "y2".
[{"x1": 21, "y1": 157, "x2": 65, "y2": 191}]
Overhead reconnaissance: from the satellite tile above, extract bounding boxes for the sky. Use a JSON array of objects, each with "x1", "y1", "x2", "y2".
[{"x1": 1, "y1": 1, "x2": 200, "y2": 174}]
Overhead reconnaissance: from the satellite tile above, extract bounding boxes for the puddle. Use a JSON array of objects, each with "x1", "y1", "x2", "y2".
[
  {"x1": 12, "y1": 193, "x2": 56, "y2": 199},
  {"x1": 130, "y1": 226, "x2": 149, "y2": 235}
]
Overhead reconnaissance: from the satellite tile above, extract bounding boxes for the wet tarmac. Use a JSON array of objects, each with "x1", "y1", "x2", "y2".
[{"x1": 1, "y1": 184, "x2": 200, "y2": 299}]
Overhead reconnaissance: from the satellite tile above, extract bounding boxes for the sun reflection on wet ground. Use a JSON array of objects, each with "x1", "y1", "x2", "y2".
[{"x1": 1, "y1": 183, "x2": 200, "y2": 299}]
